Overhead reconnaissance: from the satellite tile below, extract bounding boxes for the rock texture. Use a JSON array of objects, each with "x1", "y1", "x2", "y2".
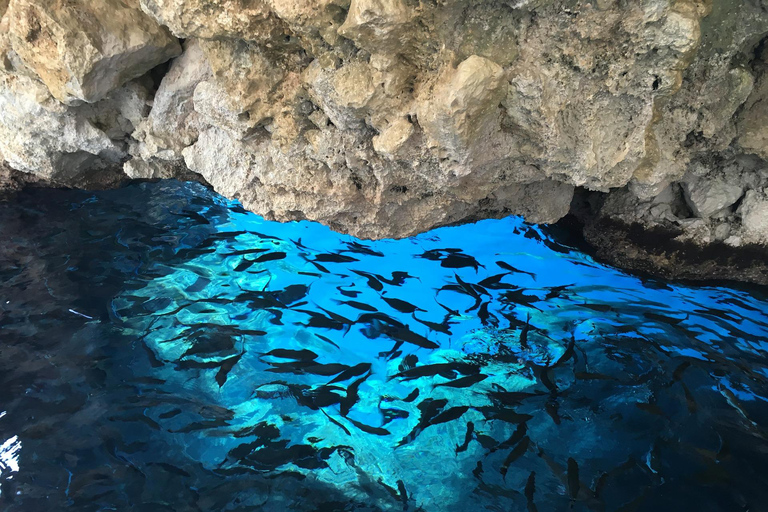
[{"x1": 2, "y1": 0, "x2": 768, "y2": 277}]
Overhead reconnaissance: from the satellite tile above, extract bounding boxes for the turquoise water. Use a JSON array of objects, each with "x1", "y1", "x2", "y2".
[{"x1": 1, "y1": 180, "x2": 768, "y2": 511}]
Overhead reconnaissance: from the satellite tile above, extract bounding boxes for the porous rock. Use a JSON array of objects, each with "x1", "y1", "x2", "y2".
[
  {"x1": 2, "y1": 0, "x2": 768, "y2": 278},
  {"x1": 7, "y1": 0, "x2": 180, "y2": 105}
]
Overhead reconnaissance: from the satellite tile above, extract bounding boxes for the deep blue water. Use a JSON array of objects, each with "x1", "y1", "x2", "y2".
[{"x1": 1, "y1": 180, "x2": 768, "y2": 511}]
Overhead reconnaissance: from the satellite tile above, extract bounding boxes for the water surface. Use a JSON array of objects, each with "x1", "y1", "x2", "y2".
[{"x1": 1, "y1": 180, "x2": 768, "y2": 511}]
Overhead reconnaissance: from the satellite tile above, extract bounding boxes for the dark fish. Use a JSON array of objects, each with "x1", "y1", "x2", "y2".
[
  {"x1": 216, "y1": 352, "x2": 244, "y2": 388},
  {"x1": 545, "y1": 398, "x2": 562, "y2": 425},
  {"x1": 310, "y1": 260, "x2": 331, "y2": 273},
  {"x1": 456, "y1": 422, "x2": 475, "y2": 453},
  {"x1": 254, "y1": 251, "x2": 287, "y2": 263},
  {"x1": 380, "y1": 324, "x2": 439, "y2": 350},
  {"x1": 159, "y1": 409, "x2": 182, "y2": 419},
  {"x1": 378, "y1": 271, "x2": 417, "y2": 286},
  {"x1": 430, "y1": 406, "x2": 469, "y2": 425},
  {"x1": 396, "y1": 480, "x2": 409, "y2": 509},
  {"x1": 553, "y1": 333, "x2": 576, "y2": 367},
  {"x1": 296, "y1": 309, "x2": 347, "y2": 331},
  {"x1": 544, "y1": 284, "x2": 572, "y2": 301},
  {"x1": 396, "y1": 399, "x2": 449, "y2": 447},
  {"x1": 490, "y1": 423, "x2": 527, "y2": 454},
  {"x1": 473, "y1": 461, "x2": 484, "y2": 479},
  {"x1": 567, "y1": 458, "x2": 580, "y2": 500},
  {"x1": 525, "y1": 471, "x2": 537, "y2": 512},
  {"x1": 393, "y1": 362, "x2": 478, "y2": 380},
  {"x1": 501, "y1": 289, "x2": 542, "y2": 309},
  {"x1": 317, "y1": 306, "x2": 355, "y2": 331},
  {"x1": 681, "y1": 382, "x2": 697, "y2": 413},
  {"x1": 336, "y1": 300, "x2": 378, "y2": 312},
  {"x1": 262, "y1": 348, "x2": 318, "y2": 361},
  {"x1": 496, "y1": 261, "x2": 536, "y2": 280},
  {"x1": 340, "y1": 372, "x2": 370, "y2": 416},
  {"x1": 434, "y1": 373, "x2": 488, "y2": 389},
  {"x1": 315, "y1": 253, "x2": 359, "y2": 263},
  {"x1": 245, "y1": 231, "x2": 281, "y2": 242},
  {"x1": 315, "y1": 333, "x2": 340, "y2": 349},
  {"x1": 500, "y1": 436, "x2": 530, "y2": 479},
  {"x1": 398, "y1": 354, "x2": 419, "y2": 372},
  {"x1": 413, "y1": 314, "x2": 453, "y2": 335},
  {"x1": 234, "y1": 259, "x2": 255, "y2": 272},
  {"x1": 478, "y1": 272, "x2": 512, "y2": 289},
  {"x1": 418, "y1": 248, "x2": 461, "y2": 261},
  {"x1": 328, "y1": 363, "x2": 372, "y2": 384},
  {"x1": 478, "y1": 301, "x2": 497, "y2": 327},
  {"x1": 520, "y1": 313, "x2": 531, "y2": 349},
  {"x1": 222, "y1": 247, "x2": 271, "y2": 257},
  {"x1": 291, "y1": 384, "x2": 345, "y2": 410},
  {"x1": 644, "y1": 311, "x2": 686, "y2": 325},
  {"x1": 320, "y1": 409, "x2": 351, "y2": 436},
  {"x1": 352, "y1": 270, "x2": 384, "y2": 291},
  {"x1": 381, "y1": 295, "x2": 426, "y2": 314},
  {"x1": 172, "y1": 210, "x2": 210, "y2": 225},
  {"x1": 672, "y1": 360, "x2": 692, "y2": 382},
  {"x1": 148, "y1": 462, "x2": 191, "y2": 478},
  {"x1": 381, "y1": 407, "x2": 409, "y2": 425},
  {"x1": 403, "y1": 389, "x2": 420, "y2": 402},
  {"x1": 441, "y1": 253, "x2": 484, "y2": 271},
  {"x1": 343, "y1": 241, "x2": 384, "y2": 257},
  {"x1": 479, "y1": 407, "x2": 534, "y2": 425},
  {"x1": 277, "y1": 284, "x2": 310, "y2": 305},
  {"x1": 346, "y1": 417, "x2": 390, "y2": 436},
  {"x1": 338, "y1": 287, "x2": 361, "y2": 298}
]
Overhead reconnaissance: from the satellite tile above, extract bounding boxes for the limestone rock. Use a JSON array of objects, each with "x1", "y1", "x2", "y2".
[
  {"x1": 7, "y1": 0, "x2": 180, "y2": 105},
  {"x1": 739, "y1": 189, "x2": 768, "y2": 243},
  {"x1": 338, "y1": 0, "x2": 413, "y2": 54},
  {"x1": 140, "y1": 0, "x2": 288, "y2": 42},
  {"x1": 129, "y1": 38, "x2": 212, "y2": 169},
  {"x1": 417, "y1": 56, "x2": 505, "y2": 169},
  {"x1": 681, "y1": 173, "x2": 744, "y2": 218},
  {"x1": 0, "y1": 69, "x2": 155, "y2": 182},
  {"x1": 5, "y1": 0, "x2": 768, "y2": 259}
]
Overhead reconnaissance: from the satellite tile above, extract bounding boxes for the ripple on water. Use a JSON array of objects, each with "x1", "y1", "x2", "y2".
[{"x1": 1, "y1": 180, "x2": 768, "y2": 511}]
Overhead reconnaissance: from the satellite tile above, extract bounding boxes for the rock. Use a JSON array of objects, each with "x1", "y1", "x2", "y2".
[
  {"x1": 372, "y1": 117, "x2": 413, "y2": 159},
  {"x1": 7, "y1": 0, "x2": 180, "y2": 105},
  {"x1": 739, "y1": 190, "x2": 768, "y2": 243},
  {"x1": 417, "y1": 56, "x2": 505, "y2": 169},
  {"x1": 0, "y1": 71, "x2": 125, "y2": 180},
  {"x1": 3, "y1": 0, "x2": 768, "y2": 281},
  {"x1": 129, "y1": 39, "x2": 212, "y2": 170},
  {"x1": 681, "y1": 173, "x2": 744, "y2": 218},
  {"x1": 140, "y1": 0, "x2": 288, "y2": 42},
  {"x1": 338, "y1": 0, "x2": 413, "y2": 54}
]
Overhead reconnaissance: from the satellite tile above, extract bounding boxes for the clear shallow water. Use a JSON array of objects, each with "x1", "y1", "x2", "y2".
[{"x1": 1, "y1": 181, "x2": 768, "y2": 511}]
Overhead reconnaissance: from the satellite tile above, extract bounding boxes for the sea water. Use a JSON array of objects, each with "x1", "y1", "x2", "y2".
[{"x1": 1, "y1": 180, "x2": 767, "y2": 511}]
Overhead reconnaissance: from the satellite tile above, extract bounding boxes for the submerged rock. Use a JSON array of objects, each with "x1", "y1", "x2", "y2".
[{"x1": 0, "y1": 0, "x2": 768, "y2": 280}]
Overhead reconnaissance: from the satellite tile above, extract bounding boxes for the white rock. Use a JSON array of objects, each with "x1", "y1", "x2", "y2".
[{"x1": 681, "y1": 174, "x2": 744, "y2": 218}]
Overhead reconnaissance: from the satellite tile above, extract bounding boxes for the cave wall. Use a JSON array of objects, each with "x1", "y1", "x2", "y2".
[{"x1": 2, "y1": 0, "x2": 768, "y2": 245}]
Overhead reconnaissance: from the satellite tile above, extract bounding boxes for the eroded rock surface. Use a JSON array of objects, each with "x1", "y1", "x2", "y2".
[{"x1": 2, "y1": 0, "x2": 768, "y2": 273}]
